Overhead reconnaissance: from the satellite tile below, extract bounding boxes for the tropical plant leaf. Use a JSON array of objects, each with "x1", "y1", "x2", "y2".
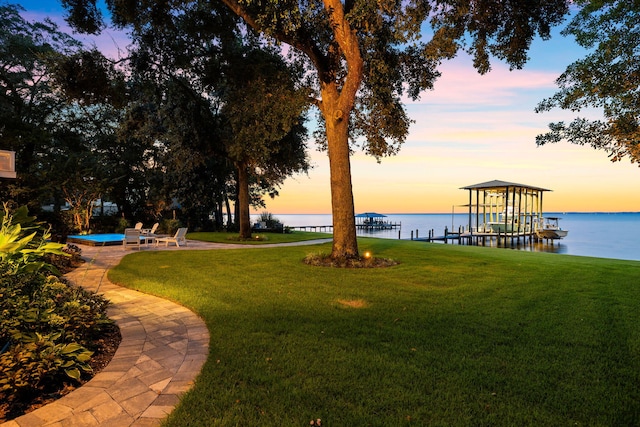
[
  {"x1": 61, "y1": 343, "x2": 83, "y2": 354},
  {"x1": 65, "y1": 367, "x2": 81, "y2": 380}
]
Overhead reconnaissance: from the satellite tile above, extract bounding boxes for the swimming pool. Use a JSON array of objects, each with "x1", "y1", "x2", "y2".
[{"x1": 67, "y1": 233, "x2": 126, "y2": 246}]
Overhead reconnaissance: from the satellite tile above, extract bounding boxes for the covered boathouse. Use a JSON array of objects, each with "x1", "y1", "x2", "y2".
[
  {"x1": 354, "y1": 212, "x2": 400, "y2": 230},
  {"x1": 460, "y1": 180, "x2": 551, "y2": 244}
]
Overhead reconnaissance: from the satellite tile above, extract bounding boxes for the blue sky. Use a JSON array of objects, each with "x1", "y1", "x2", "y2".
[{"x1": 13, "y1": 1, "x2": 640, "y2": 213}]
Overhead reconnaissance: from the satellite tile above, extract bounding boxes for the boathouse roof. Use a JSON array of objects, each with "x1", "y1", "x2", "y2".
[
  {"x1": 355, "y1": 212, "x2": 387, "y2": 218},
  {"x1": 461, "y1": 180, "x2": 551, "y2": 192}
]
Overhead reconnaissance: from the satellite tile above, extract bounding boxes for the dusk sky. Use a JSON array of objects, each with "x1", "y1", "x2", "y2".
[{"x1": 15, "y1": 1, "x2": 640, "y2": 214}]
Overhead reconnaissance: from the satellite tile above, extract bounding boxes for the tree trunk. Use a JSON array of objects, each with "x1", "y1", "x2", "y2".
[
  {"x1": 323, "y1": 103, "x2": 359, "y2": 259},
  {"x1": 224, "y1": 192, "x2": 233, "y2": 229},
  {"x1": 236, "y1": 162, "x2": 252, "y2": 239},
  {"x1": 321, "y1": 0, "x2": 363, "y2": 259}
]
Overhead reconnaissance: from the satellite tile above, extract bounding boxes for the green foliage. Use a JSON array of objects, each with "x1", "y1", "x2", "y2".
[
  {"x1": 0, "y1": 4, "x2": 133, "y2": 228},
  {"x1": 0, "y1": 3, "x2": 82, "y2": 208},
  {"x1": 0, "y1": 206, "x2": 67, "y2": 275},
  {"x1": 58, "y1": 0, "x2": 572, "y2": 180},
  {"x1": 0, "y1": 207, "x2": 113, "y2": 417},
  {"x1": 220, "y1": 44, "x2": 310, "y2": 238},
  {"x1": 536, "y1": 0, "x2": 640, "y2": 164},
  {"x1": 0, "y1": 331, "x2": 93, "y2": 405},
  {"x1": 0, "y1": 273, "x2": 111, "y2": 356},
  {"x1": 52, "y1": 48, "x2": 128, "y2": 107},
  {"x1": 208, "y1": 0, "x2": 569, "y2": 156},
  {"x1": 115, "y1": 217, "x2": 130, "y2": 233},
  {"x1": 44, "y1": 244, "x2": 83, "y2": 274},
  {"x1": 160, "y1": 219, "x2": 182, "y2": 235},
  {"x1": 222, "y1": 46, "x2": 310, "y2": 168},
  {"x1": 0, "y1": 272, "x2": 111, "y2": 412},
  {"x1": 60, "y1": 0, "x2": 103, "y2": 34}
]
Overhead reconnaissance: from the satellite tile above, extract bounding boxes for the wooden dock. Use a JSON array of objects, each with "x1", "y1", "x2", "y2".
[
  {"x1": 290, "y1": 213, "x2": 401, "y2": 234},
  {"x1": 355, "y1": 222, "x2": 401, "y2": 231},
  {"x1": 289, "y1": 222, "x2": 401, "y2": 233},
  {"x1": 289, "y1": 225, "x2": 334, "y2": 232},
  {"x1": 412, "y1": 226, "x2": 559, "y2": 246}
]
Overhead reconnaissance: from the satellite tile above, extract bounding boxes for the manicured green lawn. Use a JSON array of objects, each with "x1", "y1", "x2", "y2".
[
  {"x1": 187, "y1": 231, "x2": 332, "y2": 244},
  {"x1": 108, "y1": 239, "x2": 640, "y2": 426}
]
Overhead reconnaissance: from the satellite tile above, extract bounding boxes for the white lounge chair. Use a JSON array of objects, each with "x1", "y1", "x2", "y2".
[
  {"x1": 148, "y1": 222, "x2": 159, "y2": 234},
  {"x1": 141, "y1": 222, "x2": 158, "y2": 234},
  {"x1": 155, "y1": 227, "x2": 188, "y2": 247},
  {"x1": 141, "y1": 222, "x2": 159, "y2": 244},
  {"x1": 134, "y1": 222, "x2": 143, "y2": 230},
  {"x1": 123, "y1": 228, "x2": 142, "y2": 250}
]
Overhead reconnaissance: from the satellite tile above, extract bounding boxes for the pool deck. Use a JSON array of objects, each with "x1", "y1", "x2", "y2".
[{"x1": 1, "y1": 237, "x2": 332, "y2": 427}]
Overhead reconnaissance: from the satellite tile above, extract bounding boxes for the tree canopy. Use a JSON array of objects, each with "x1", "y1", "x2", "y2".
[
  {"x1": 0, "y1": 3, "x2": 82, "y2": 209},
  {"x1": 113, "y1": 3, "x2": 311, "y2": 235},
  {"x1": 2, "y1": 3, "x2": 310, "y2": 234},
  {"x1": 536, "y1": 0, "x2": 640, "y2": 164}
]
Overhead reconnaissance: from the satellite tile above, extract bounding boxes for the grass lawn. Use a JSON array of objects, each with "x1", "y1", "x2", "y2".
[
  {"x1": 187, "y1": 231, "x2": 332, "y2": 244},
  {"x1": 108, "y1": 238, "x2": 640, "y2": 426}
]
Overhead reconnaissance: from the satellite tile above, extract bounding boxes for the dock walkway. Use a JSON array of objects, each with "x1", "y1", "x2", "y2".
[
  {"x1": 290, "y1": 223, "x2": 401, "y2": 233},
  {"x1": 414, "y1": 229, "x2": 548, "y2": 246}
]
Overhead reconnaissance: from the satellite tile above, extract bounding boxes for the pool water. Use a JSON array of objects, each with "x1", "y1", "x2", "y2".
[{"x1": 67, "y1": 233, "x2": 126, "y2": 246}]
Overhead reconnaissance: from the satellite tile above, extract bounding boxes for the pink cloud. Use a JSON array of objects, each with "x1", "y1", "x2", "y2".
[{"x1": 407, "y1": 54, "x2": 559, "y2": 107}]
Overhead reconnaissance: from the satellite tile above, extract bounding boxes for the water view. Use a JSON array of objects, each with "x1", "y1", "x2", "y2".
[{"x1": 254, "y1": 212, "x2": 640, "y2": 261}]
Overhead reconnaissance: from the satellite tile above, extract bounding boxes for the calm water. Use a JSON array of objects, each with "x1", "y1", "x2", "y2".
[{"x1": 253, "y1": 212, "x2": 640, "y2": 261}]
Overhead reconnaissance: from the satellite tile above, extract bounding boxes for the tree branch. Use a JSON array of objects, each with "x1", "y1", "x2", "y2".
[
  {"x1": 322, "y1": 0, "x2": 363, "y2": 112},
  {"x1": 218, "y1": 0, "x2": 330, "y2": 79}
]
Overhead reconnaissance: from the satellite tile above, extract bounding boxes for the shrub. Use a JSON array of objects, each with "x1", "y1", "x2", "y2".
[
  {"x1": 254, "y1": 212, "x2": 285, "y2": 232},
  {"x1": 44, "y1": 244, "x2": 83, "y2": 274},
  {"x1": 0, "y1": 332, "x2": 93, "y2": 407},
  {"x1": 114, "y1": 217, "x2": 129, "y2": 234},
  {"x1": 160, "y1": 218, "x2": 182, "y2": 234},
  {"x1": 0, "y1": 205, "x2": 68, "y2": 275},
  {"x1": 0, "y1": 206, "x2": 114, "y2": 420}
]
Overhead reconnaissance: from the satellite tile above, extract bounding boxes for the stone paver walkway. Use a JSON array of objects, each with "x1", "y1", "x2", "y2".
[{"x1": 2, "y1": 238, "x2": 331, "y2": 427}]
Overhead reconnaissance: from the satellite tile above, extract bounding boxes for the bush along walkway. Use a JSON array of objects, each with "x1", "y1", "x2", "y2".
[{"x1": 1, "y1": 243, "x2": 210, "y2": 427}]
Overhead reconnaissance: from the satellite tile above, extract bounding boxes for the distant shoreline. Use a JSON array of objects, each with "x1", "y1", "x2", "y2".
[{"x1": 249, "y1": 212, "x2": 640, "y2": 261}]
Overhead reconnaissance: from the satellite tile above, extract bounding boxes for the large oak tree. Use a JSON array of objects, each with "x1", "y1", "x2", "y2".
[
  {"x1": 120, "y1": 6, "x2": 310, "y2": 236},
  {"x1": 62, "y1": 0, "x2": 570, "y2": 259}
]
